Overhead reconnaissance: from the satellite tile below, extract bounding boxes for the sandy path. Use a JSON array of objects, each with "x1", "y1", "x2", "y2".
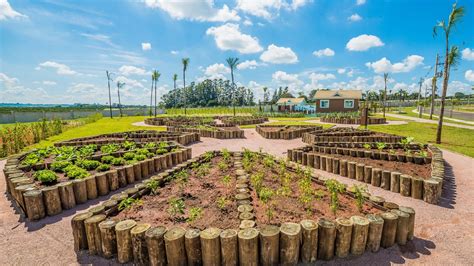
[{"x1": 0, "y1": 129, "x2": 473, "y2": 265}]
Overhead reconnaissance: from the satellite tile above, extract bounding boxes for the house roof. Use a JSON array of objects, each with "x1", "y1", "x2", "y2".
[
  {"x1": 276, "y1": 97, "x2": 306, "y2": 105},
  {"x1": 314, "y1": 90, "x2": 362, "y2": 99}
]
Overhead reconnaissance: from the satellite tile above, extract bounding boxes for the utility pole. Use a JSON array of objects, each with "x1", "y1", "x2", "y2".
[
  {"x1": 417, "y1": 77, "x2": 424, "y2": 118},
  {"x1": 430, "y1": 54, "x2": 439, "y2": 120},
  {"x1": 383, "y1": 73, "x2": 388, "y2": 118},
  {"x1": 106, "y1": 71, "x2": 113, "y2": 119},
  {"x1": 116, "y1": 81, "x2": 125, "y2": 117}
]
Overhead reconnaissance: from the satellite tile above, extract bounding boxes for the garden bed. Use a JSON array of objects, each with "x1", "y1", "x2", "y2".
[
  {"x1": 167, "y1": 125, "x2": 244, "y2": 139},
  {"x1": 320, "y1": 117, "x2": 386, "y2": 125},
  {"x1": 217, "y1": 116, "x2": 268, "y2": 126},
  {"x1": 302, "y1": 128, "x2": 404, "y2": 144},
  {"x1": 70, "y1": 150, "x2": 417, "y2": 264},
  {"x1": 256, "y1": 125, "x2": 322, "y2": 139},
  {"x1": 144, "y1": 116, "x2": 216, "y2": 127}
]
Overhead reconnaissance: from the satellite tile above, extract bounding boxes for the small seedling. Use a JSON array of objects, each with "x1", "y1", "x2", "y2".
[
  {"x1": 146, "y1": 179, "x2": 160, "y2": 194},
  {"x1": 258, "y1": 187, "x2": 274, "y2": 204},
  {"x1": 351, "y1": 184, "x2": 367, "y2": 212},
  {"x1": 187, "y1": 207, "x2": 203, "y2": 222},
  {"x1": 376, "y1": 142, "x2": 386, "y2": 151},
  {"x1": 221, "y1": 148, "x2": 231, "y2": 162},
  {"x1": 222, "y1": 175, "x2": 232, "y2": 186},
  {"x1": 168, "y1": 198, "x2": 185, "y2": 217},
  {"x1": 324, "y1": 179, "x2": 345, "y2": 215},
  {"x1": 216, "y1": 197, "x2": 229, "y2": 209},
  {"x1": 118, "y1": 197, "x2": 143, "y2": 211},
  {"x1": 363, "y1": 143, "x2": 371, "y2": 150}
]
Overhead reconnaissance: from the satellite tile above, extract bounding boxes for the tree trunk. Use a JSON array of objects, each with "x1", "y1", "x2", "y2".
[{"x1": 436, "y1": 38, "x2": 450, "y2": 144}]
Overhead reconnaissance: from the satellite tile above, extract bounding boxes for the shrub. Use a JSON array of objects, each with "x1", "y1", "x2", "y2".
[
  {"x1": 76, "y1": 159, "x2": 100, "y2": 170},
  {"x1": 111, "y1": 157, "x2": 125, "y2": 166},
  {"x1": 134, "y1": 154, "x2": 147, "y2": 161},
  {"x1": 123, "y1": 152, "x2": 135, "y2": 161},
  {"x1": 96, "y1": 163, "x2": 110, "y2": 172},
  {"x1": 122, "y1": 141, "x2": 136, "y2": 150},
  {"x1": 50, "y1": 160, "x2": 72, "y2": 172},
  {"x1": 34, "y1": 170, "x2": 58, "y2": 184},
  {"x1": 23, "y1": 153, "x2": 42, "y2": 167},
  {"x1": 64, "y1": 165, "x2": 89, "y2": 179},
  {"x1": 101, "y1": 155, "x2": 115, "y2": 164}
]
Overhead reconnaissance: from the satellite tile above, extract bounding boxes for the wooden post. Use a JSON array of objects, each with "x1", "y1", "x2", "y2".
[
  {"x1": 347, "y1": 162, "x2": 356, "y2": 179},
  {"x1": 107, "y1": 171, "x2": 120, "y2": 191},
  {"x1": 350, "y1": 216, "x2": 369, "y2": 256},
  {"x1": 201, "y1": 227, "x2": 222, "y2": 265},
  {"x1": 280, "y1": 222, "x2": 301, "y2": 265},
  {"x1": 380, "y1": 212, "x2": 398, "y2": 248},
  {"x1": 399, "y1": 206, "x2": 415, "y2": 241},
  {"x1": 95, "y1": 173, "x2": 109, "y2": 196},
  {"x1": 364, "y1": 166, "x2": 372, "y2": 184},
  {"x1": 318, "y1": 218, "x2": 336, "y2": 260},
  {"x1": 24, "y1": 190, "x2": 45, "y2": 221},
  {"x1": 366, "y1": 214, "x2": 384, "y2": 252},
  {"x1": 85, "y1": 176, "x2": 98, "y2": 200},
  {"x1": 84, "y1": 214, "x2": 106, "y2": 255},
  {"x1": 381, "y1": 171, "x2": 391, "y2": 190},
  {"x1": 71, "y1": 212, "x2": 93, "y2": 251},
  {"x1": 356, "y1": 164, "x2": 365, "y2": 182},
  {"x1": 116, "y1": 219, "x2": 137, "y2": 263},
  {"x1": 400, "y1": 175, "x2": 411, "y2": 197},
  {"x1": 131, "y1": 223, "x2": 151, "y2": 265},
  {"x1": 340, "y1": 160, "x2": 347, "y2": 177},
  {"x1": 332, "y1": 158, "x2": 340, "y2": 174},
  {"x1": 164, "y1": 227, "x2": 187, "y2": 266},
  {"x1": 371, "y1": 168, "x2": 382, "y2": 187},
  {"x1": 320, "y1": 156, "x2": 326, "y2": 171},
  {"x1": 238, "y1": 228, "x2": 259, "y2": 266},
  {"x1": 300, "y1": 219, "x2": 318, "y2": 263},
  {"x1": 99, "y1": 220, "x2": 117, "y2": 259},
  {"x1": 125, "y1": 165, "x2": 136, "y2": 184},
  {"x1": 185, "y1": 228, "x2": 202, "y2": 266},
  {"x1": 220, "y1": 229, "x2": 238, "y2": 266},
  {"x1": 423, "y1": 179, "x2": 439, "y2": 204},
  {"x1": 72, "y1": 179, "x2": 88, "y2": 204},
  {"x1": 42, "y1": 186, "x2": 62, "y2": 216},
  {"x1": 117, "y1": 167, "x2": 128, "y2": 188},
  {"x1": 335, "y1": 218, "x2": 353, "y2": 258},
  {"x1": 134, "y1": 163, "x2": 143, "y2": 180},
  {"x1": 259, "y1": 225, "x2": 279, "y2": 266},
  {"x1": 411, "y1": 177, "x2": 424, "y2": 199},
  {"x1": 390, "y1": 172, "x2": 401, "y2": 193},
  {"x1": 58, "y1": 181, "x2": 76, "y2": 209},
  {"x1": 391, "y1": 210, "x2": 409, "y2": 245},
  {"x1": 326, "y1": 157, "x2": 333, "y2": 173},
  {"x1": 146, "y1": 226, "x2": 168, "y2": 266}
]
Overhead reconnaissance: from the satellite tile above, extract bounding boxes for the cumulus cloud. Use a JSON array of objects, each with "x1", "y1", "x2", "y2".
[
  {"x1": 346, "y1": 34, "x2": 384, "y2": 51},
  {"x1": 171, "y1": 50, "x2": 179, "y2": 55},
  {"x1": 203, "y1": 63, "x2": 230, "y2": 79},
  {"x1": 243, "y1": 18, "x2": 253, "y2": 26},
  {"x1": 348, "y1": 13, "x2": 362, "y2": 22},
  {"x1": 309, "y1": 73, "x2": 336, "y2": 81},
  {"x1": 260, "y1": 44, "x2": 298, "y2": 64},
  {"x1": 272, "y1": 71, "x2": 303, "y2": 91},
  {"x1": 42, "y1": 81, "x2": 57, "y2": 86},
  {"x1": 144, "y1": 0, "x2": 240, "y2": 22},
  {"x1": 118, "y1": 65, "x2": 150, "y2": 76},
  {"x1": 337, "y1": 68, "x2": 346, "y2": 74},
  {"x1": 141, "y1": 42, "x2": 152, "y2": 51},
  {"x1": 356, "y1": 0, "x2": 366, "y2": 5},
  {"x1": 313, "y1": 48, "x2": 335, "y2": 57},
  {"x1": 115, "y1": 76, "x2": 145, "y2": 89},
  {"x1": 206, "y1": 23, "x2": 263, "y2": 54},
  {"x1": 462, "y1": 48, "x2": 474, "y2": 61},
  {"x1": 0, "y1": 0, "x2": 27, "y2": 20},
  {"x1": 236, "y1": 0, "x2": 309, "y2": 19},
  {"x1": 366, "y1": 55, "x2": 424, "y2": 73},
  {"x1": 0, "y1": 73, "x2": 50, "y2": 103},
  {"x1": 237, "y1": 60, "x2": 260, "y2": 70},
  {"x1": 37, "y1": 61, "x2": 79, "y2": 75},
  {"x1": 465, "y1": 70, "x2": 474, "y2": 82}
]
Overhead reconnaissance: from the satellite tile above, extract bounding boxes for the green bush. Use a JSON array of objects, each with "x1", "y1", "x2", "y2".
[
  {"x1": 122, "y1": 141, "x2": 136, "y2": 150},
  {"x1": 101, "y1": 155, "x2": 115, "y2": 164},
  {"x1": 22, "y1": 153, "x2": 43, "y2": 167},
  {"x1": 50, "y1": 160, "x2": 72, "y2": 172},
  {"x1": 64, "y1": 165, "x2": 89, "y2": 179},
  {"x1": 156, "y1": 148, "x2": 168, "y2": 155},
  {"x1": 76, "y1": 159, "x2": 100, "y2": 170},
  {"x1": 33, "y1": 170, "x2": 58, "y2": 184},
  {"x1": 111, "y1": 157, "x2": 125, "y2": 166},
  {"x1": 100, "y1": 144, "x2": 120, "y2": 154},
  {"x1": 96, "y1": 163, "x2": 111, "y2": 172},
  {"x1": 134, "y1": 154, "x2": 147, "y2": 161},
  {"x1": 123, "y1": 152, "x2": 136, "y2": 161}
]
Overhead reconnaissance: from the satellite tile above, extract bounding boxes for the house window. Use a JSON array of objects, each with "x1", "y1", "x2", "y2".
[
  {"x1": 344, "y1": 100, "x2": 354, "y2": 108},
  {"x1": 320, "y1": 100, "x2": 330, "y2": 108}
]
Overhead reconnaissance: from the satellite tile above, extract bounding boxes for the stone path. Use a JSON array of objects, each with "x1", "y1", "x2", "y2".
[{"x1": 0, "y1": 129, "x2": 473, "y2": 265}]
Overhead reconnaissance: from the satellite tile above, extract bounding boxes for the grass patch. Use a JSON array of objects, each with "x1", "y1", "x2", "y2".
[
  {"x1": 366, "y1": 122, "x2": 474, "y2": 157},
  {"x1": 387, "y1": 107, "x2": 473, "y2": 126}
]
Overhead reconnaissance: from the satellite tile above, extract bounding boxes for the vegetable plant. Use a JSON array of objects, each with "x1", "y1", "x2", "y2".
[
  {"x1": 417, "y1": 150, "x2": 428, "y2": 157},
  {"x1": 376, "y1": 142, "x2": 386, "y2": 151},
  {"x1": 218, "y1": 160, "x2": 228, "y2": 171},
  {"x1": 50, "y1": 160, "x2": 72, "y2": 173},
  {"x1": 122, "y1": 141, "x2": 136, "y2": 150},
  {"x1": 123, "y1": 152, "x2": 135, "y2": 161},
  {"x1": 221, "y1": 148, "x2": 231, "y2": 162},
  {"x1": 96, "y1": 163, "x2": 110, "y2": 172},
  {"x1": 33, "y1": 170, "x2": 58, "y2": 184},
  {"x1": 250, "y1": 172, "x2": 264, "y2": 194},
  {"x1": 23, "y1": 153, "x2": 42, "y2": 167},
  {"x1": 168, "y1": 198, "x2": 185, "y2": 217},
  {"x1": 144, "y1": 142, "x2": 157, "y2": 149},
  {"x1": 400, "y1": 137, "x2": 415, "y2": 151},
  {"x1": 351, "y1": 184, "x2": 367, "y2": 212},
  {"x1": 258, "y1": 187, "x2": 274, "y2": 204},
  {"x1": 111, "y1": 157, "x2": 125, "y2": 166},
  {"x1": 363, "y1": 143, "x2": 371, "y2": 150},
  {"x1": 216, "y1": 197, "x2": 229, "y2": 209},
  {"x1": 64, "y1": 165, "x2": 89, "y2": 179},
  {"x1": 222, "y1": 175, "x2": 231, "y2": 186},
  {"x1": 76, "y1": 159, "x2": 100, "y2": 170},
  {"x1": 134, "y1": 154, "x2": 147, "y2": 161},
  {"x1": 146, "y1": 179, "x2": 159, "y2": 194},
  {"x1": 118, "y1": 197, "x2": 143, "y2": 210},
  {"x1": 100, "y1": 144, "x2": 120, "y2": 154},
  {"x1": 324, "y1": 179, "x2": 345, "y2": 215},
  {"x1": 101, "y1": 155, "x2": 115, "y2": 164},
  {"x1": 187, "y1": 207, "x2": 203, "y2": 222}
]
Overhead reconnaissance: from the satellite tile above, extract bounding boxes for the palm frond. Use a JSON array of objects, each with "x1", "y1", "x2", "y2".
[
  {"x1": 182, "y1": 58, "x2": 190, "y2": 71},
  {"x1": 448, "y1": 45, "x2": 460, "y2": 67},
  {"x1": 447, "y1": 3, "x2": 465, "y2": 31},
  {"x1": 432, "y1": 21, "x2": 445, "y2": 37}
]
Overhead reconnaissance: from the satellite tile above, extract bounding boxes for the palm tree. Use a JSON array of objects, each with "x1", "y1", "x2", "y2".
[
  {"x1": 433, "y1": 2, "x2": 465, "y2": 144},
  {"x1": 226, "y1": 57, "x2": 240, "y2": 116},
  {"x1": 106, "y1": 71, "x2": 113, "y2": 118},
  {"x1": 149, "y1": 72, "x2": 154, "y2": 117},
  {"x1": 182, "y1": 58, "x2": 190, "y2": 115},
  {"x1": 383, "y1": 73, "x2": 389, "y2": 118},
  {"x1": 173, "y1": 74, "x2": 178, "y2": 90},
  {"x1": 116, "y1": 81, "x2": 125, "y2": 117},
  {"x1": 153, "y1": 70, "x2": 161, "y2": 117}
]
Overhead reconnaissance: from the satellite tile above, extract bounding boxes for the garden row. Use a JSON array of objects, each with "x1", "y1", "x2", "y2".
[
  {"x1": 216, "y1": 116, "x2": 268, "y2": 126},
  {"x1": 320, "y1": 117, "x2": 386, "y2": 125},
  {"x1": 167, "y1": 125, "x2": 244, "y2": 139},
  {"x1": 287, "y1": 145, "x2": 444, "y2": 204},
  {"x1": 70, "y1": 150, "x2": 417, "y2": 265},
  {"x1": 256, "y1": 125, "x2": 323, "y2": 140},
  {"x1": 302, "y1": 128, "x2": 404, "y2": 144},
  {"x1": 144, "y1": 115, "x2": 267, "y2": 127},
  {"x1": 54, "y1": 130, "x2": 199, "y2": 147},
  {"x1": 3, "y1": 142, "x2": 192, "y2": 221}
]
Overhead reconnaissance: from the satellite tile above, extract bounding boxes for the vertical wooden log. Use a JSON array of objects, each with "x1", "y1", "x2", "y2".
[
  {"x1": 84, "y1": 214, "x2": 106, "y2": 255},
  {"x1": 332, "y1": 158, "x2": 340, "y2": 174},
  {"x1": 185, "y1": 229, "x2": 202, "y2": 266},
  {"x1": 411, "y1": 177, "x2": 424, "y2": 199},
  {"x1": 300, "y1": 219, "x2": 318, "y2": 263},
  {"x1": 99, "y1": 220, "x2": 117, "y2": 259},
  {"x1": 423, "y1": 179, "x2": 439, "y2": 204},
  {"x1": 125, "y1": 165, "x2": 135, "y2": 184},
  {"x1": 371, "y1": 168, "x2": 382, "y2": 187},
  {"x1": 380, "y1": 212, "x2": 398, "y2": 248},
  {"x1": 95, "y1": 173, "x2": 109, "y2": 196},
  {"x1": 320, "y1": 156, "x2": 326, "y2": 171},
  {"x1": 24, "y1": 190, "x2": 45, "y2": 221},
  {"x1": 220, "y1": 229, "x2": 238, "y2": 266},
  {"x1": 71, "y1": 212, "x2": 93, "y2": 251},
  {"x1": 335, "y1": 218, "x2": 353, "y2": 258},
  {"x1": 350, "y1": 216, "x2": 369, "y2": 256},
  {"x1": 347, "y1": 162, "x2": 356, "y2": 179},
  {"x1": 85, "y1": 176, "x2": 98, "y2": 200},
  {"x1": 131, "y1": 223, "x2": 151, "y2": 265},
  {"x1": 259, "y1": 225, "x2": 279, "y2": 266},
  {"x1": 280, "y1": 222, "x2": 301, "y2": 265},
  {"x1": 201, "y1": 227, "x2": 222, "y2": 265},
  {"x1": 72, "y1": 179, "x2": 88, "y2": 204},
  {"x1": 356, "y1": 164, "x2": 365, "y2": 182},
  {"x1": 238, "y1": 228, "x2": 259, "y2": 266},
  {"x1": 400, "y1": 175, "x2": 412, "y2": 197},
  {"x1": 146, "y1": 226, "x2": 168, "y2": 266},
  {"x1": 326, "y1": 157, "x2": 333, "y2": 173},
  {"x1": 399, "y1": 206, "x2": 415, "y2": 241},
  {"x1": 117, "y1": 167, "x2": 128, "y2": 188},
  {"x1": 318, "y1": 218, "x2": 336, "y2": 260},
  {"x1": 340, "y1": 160, "x2": 347, "y2": 177},
  {"x1": 164, "y1": 227, "x2": 187, "y2": 266},
  {"x1": 390, "y1": 210, "x2": 409, "y2": 246},
  {"x1": 390, "y1": 172, "x2": 401, "y2": 193},
  {"x1": 363, "y1": 166, "x2": 372, "y2": 184},
  {"x1": 58, "y1": 181, "x2": 76, "y2": 210},
  {"x1": 314, "y1": 154, "x2": 320, "y2": 169},
  {"x1": 366, "y1": 214, "x2": 384, "y2": 252},
  {"x1": 116, "y1": 219, "x2": 137, "y2": 264},
  {"x1": 307, "y1": 154, "x2": 315, "y2": 168},
  {"x1": 107, "y1": 171, "x2": 119, "y2": 191},
  {"x1": 42, "y1": 186, "x2": 62, "y2": 216},
  {"x1": 381, "y1": 171, "x2": 391, "y2": 190},
  {"x1": 133, "y1": 163, "x2": 143, "y2": 181}
]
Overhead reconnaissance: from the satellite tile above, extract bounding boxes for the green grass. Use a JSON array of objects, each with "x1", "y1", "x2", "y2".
[
  {"x1": 366, "y1": 122, "x2": 474, "y2": 157},
  {"x1": 29, "y1": 116, "x2": 165, "y2": 149},
  {"x1": 387, "y1": 107, "x2": 473, "y2": 126}
]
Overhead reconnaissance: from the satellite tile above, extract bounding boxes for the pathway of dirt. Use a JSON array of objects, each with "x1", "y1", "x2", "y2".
[{"x1": 0, "y1": 129, "x2": 473, "y2": 265}]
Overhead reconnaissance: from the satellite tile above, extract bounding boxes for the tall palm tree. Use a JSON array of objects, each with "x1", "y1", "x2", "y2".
[
  {"x1": 116, "y1": 81, "x2": 125, "y2": 117},
  {"x1": 182, "y1": 58, "x2": 190, "y2": 115},
  {"x1": 226, "y1": 57, "x2": 240, "y2": 116},
  {"x1": 153, "y1": 70, "x2": 161, "y2": 117},
  {"x1": 383, "y1": 73, "x2": 389, "y2": 118},
  {"x1": 433, "y1": 3, "x2": 465, "y2": 144},
  {"x1": 173, "y1": 74, "x2": 178, "y2": 90},
  {"x1": 106, "y1": 71, "x2": 113, "y2": 118},
  {"x1": 149, "y1": 72, "x2": 154, "y2": 117}
]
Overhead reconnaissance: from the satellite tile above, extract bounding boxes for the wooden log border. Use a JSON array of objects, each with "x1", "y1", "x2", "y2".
[
  {"x1": 255, "y1": 125, "x2": 323, "y2": 140},
  {"x1": 167, "y1": 126, "x2": 245, "y2": 139},
  {"x1": 320, "y1": 117, "x2": 387, "y2": 125}
]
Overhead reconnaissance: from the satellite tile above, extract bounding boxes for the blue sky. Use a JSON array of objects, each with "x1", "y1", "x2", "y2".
[{"x1": 0, "y1": 0, "x2": 473, "y2": 105}]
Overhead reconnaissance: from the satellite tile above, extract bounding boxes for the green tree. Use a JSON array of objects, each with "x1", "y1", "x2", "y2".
[
  {"x1": 433, "y1": 2, "x2": 465, "y2": 144},
  {"x1": 226, "y1": 57, "x2": 240, "y2": 116},
  {"x1": 182, "y1": 58, "x2": 190, "y2": 115}
]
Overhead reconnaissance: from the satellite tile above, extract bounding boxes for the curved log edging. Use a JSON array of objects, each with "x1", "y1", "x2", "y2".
[
  {"x1": 256, "y1": 125, "x2": 323, "y2": 140},
  {"x1": 302, "y1": 128, "x2": 404, "y2": 144},
  {"x1": 320, "y1": 117, "x2": 386, "y2": 125},
  {"x1": 167, "y1": 126, "x2": 244, "y2": 139}
]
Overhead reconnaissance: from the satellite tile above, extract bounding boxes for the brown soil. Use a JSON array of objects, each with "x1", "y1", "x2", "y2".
[
  {"x1": 114, "y1": 156, "x2": 240, "y2": 230},
  {"x1": 314, "y1": 152, "x2": 431, "y2": 179},
  {"x1": 349, "y1": 147, "x2": 432, "y2": 157}
]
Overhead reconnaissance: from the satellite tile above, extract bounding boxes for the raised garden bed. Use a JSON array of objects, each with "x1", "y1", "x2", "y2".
[
  {"x1": 288, "y1": 144, "x2": 444, "y2": 204},
  {"x1": 167, "y1": 125, "x2": 244, "y2": 139},
  {"x1": 70, "y1": 150, "x2": 417, "y2": 264},
  {"x1": 320, "y1": 117, "x2": 386, "y2": 125},
  {"x1": 302, "y1": 128, "x2": 404, "y2": 144},
  {"x1": 54, "y1": 130, "x2": 199, "y2": 146},
  {"x1": 256, "y1": 125, "x2": 323, "y2": 139},
  {"x1": 217, "y1": 116, "x2": 268, "y2": 126},
  {"x1": 3, "y1": 141, "x2": 192, "y2": 221},
  {"x1": 144, "y1": 116, "x2": 216, "y2": 127}
]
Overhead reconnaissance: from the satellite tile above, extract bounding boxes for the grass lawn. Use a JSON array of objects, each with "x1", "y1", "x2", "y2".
[
  {"x1": 367, "y1": 122, "x2": 474, "y2": 158},
  {"x1": 387, "y1": 107, "x2": 473, "y2": 126}
]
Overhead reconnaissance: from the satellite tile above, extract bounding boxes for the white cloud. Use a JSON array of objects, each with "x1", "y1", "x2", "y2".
[
  {"x1": 118, "y1": 65, "x2": 150, "y2": 76},
  {"x1": 206, "y1": 23, "x2": 262, "y2": 54},
  {"x1": 260, "y1": 44, "x2": 298, "y2": 64},
  {"x1": 462, "y1": 48, "x2": 474, "y2": 61},
  {"x1": 171, "y1": 50, "x2": 179, "y2": 55},
  {"x1": 115, "y1": 76, "x2": 145, "y2": 89},
  {"x1": 38, "y1": 61, "x2": 79, "y2": 75},
  {"x1": 144, "y1": 0, "x2": 240, "y2": 22},
  {"x1": 0, "y1": 72, "x2": 18, "y2": 86},
  {"x1": 465, "y1": 70, "x2": 474, "y2": 82},
  {"x1": 312, "y1": 48, "x2": 335, "y2": 57},
  {"x1": 81, "y1": 33, "x2": 118, "y2": 48},
  {"x1": 237, "y1": 60, "x2": 259, "y2": 70},
  {"x1": 141, "y1": 42, "x2": 151, "y2": 51},
  {"x1": 42, "y1": 81, "x2": 57, "y2": 86},
  {"x1": 203, "y1": 63, "x2": 230, "y2": 79},
  {"x1": 236, "y1": 0, "x2": 309, "y2": 19},
  {"x1": 448, "y1": 81, "x2": 473, "y2": 95},
  {"x1": 348, "y1": 13, "x2": 362, "y2": 22},
  {"x1": 243, "y1": 18, "x2": 253, "y2": 26},
  {"x1": 337, "y1": 68, "x2": 346, "y2": 74},
  {"x1": 366, "y1": 55, "x2": 424, "y2": 73},
  {"x1": 356, "y1": 0, "x2": 366, "y2": 5},
  {"x1": 347, "y1": 69, "x2": 354, "y2": 77},
  {"x1": 0, "y1": 73, "x2": 50, "y2": 103},
  {"x1": 309, "y1": 73, "x2": 336, "y2": 81},
  {"x1": 0, "y1": 0, "x2": 27, "y2": 20},
  {"x1": 272, "y1": 71, "x2": 303, "y2": 91},
  {"x1": 346, "y1": 34, "x2": 384, "y2": 51}
]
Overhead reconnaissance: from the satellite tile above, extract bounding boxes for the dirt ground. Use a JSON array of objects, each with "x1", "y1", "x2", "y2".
[{"x1": 0, "y1": 128, "x2": 473, "y2": 265}]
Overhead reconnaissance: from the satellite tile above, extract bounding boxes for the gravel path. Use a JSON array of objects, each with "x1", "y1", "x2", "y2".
[{"x1": 0, "y1": 129, "x2": 473, "y2": 265}]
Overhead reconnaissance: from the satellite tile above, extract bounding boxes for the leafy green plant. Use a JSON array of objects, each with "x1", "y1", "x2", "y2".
[
  {"x1": 196, "y1": 163, "x2": 210, "y2": 177},
  {"x1": 50, "y1": 160, "x2": 72, "y2": 172},
  {"x1": 101, "y1": 155, "x2": 115, "y2": 164},
  {"x1": 363, "y1": 143, "x2": 371, "y2": 150},
  {"x1": 265, "y1": 203, "x2": 275, "y2": 223},
  {"x1": 324, "y1": 179, "x2": 345, "y2": 215},
  {"x1": 146, "y1": 179, "x2": 160, "y2": 193},
  {"x1": 111, "y1": 157, "x2": 125, "y2": 166},
  {"x1": 100, "y1": 144, "x2": 120, "y2": 154},
  {"x1": 376, "y1": 142, "x2": 386, "y2": 151},
  {"x1": 96, "y1": 163, "x2": 110, "y2": 172},
  {"x1": 250, "y1": 171, "x2": 264, "y2": 194},
  {"x1": 216, "y1": 197, "x2": 229, "y2": 209},
  {"x1": 122, "y1": 141, "x2": 136, "y2": 150},
  {"x1": 156, "y1": 148, "x2": 168, "y2": 155},
  {"x1": 400, "y1": 137, "x2": 415, "y2": 151},
  {"x1": 203, "y1": 151, "x2": 214, "y2": 162},
  {"x1": 221, "y1": 148, "x2": 231, "y2": 162},
  {"x1": 258, "y1": 187, "x2": 274, "y2": 204},
  {"x1": 218, "y1": 160, "x2": 228, "y2": 171},
  {"x1": 222, "y1": 175, "x2": 231, "y2": 186},
  {"x1": 168, "y1": 198, "x2": 185, "y2": 217},
  {"x1": 351, "y1": 184, "x2": 367, "y2": 212},
  {"x1": 187, "y1": 207, "x2": 203, "y2": 222},
  {"x1": 76, "y1": 159, "x2": 100, "y2": 170},
  {"x1": 134, "y1": 154, "x2": 147, "y2": 161},
  {"x1": 123, "y1": 152, "x2": 135, "y2": 161},
  {"x1": 33, "y1": 170, "x2": 58, "y2": 184},
  {"x1": 64, "y1": 165, "x2": 89, "y2": 179},
  {"x1": 144, "y1": 142, "x2": 157, "y2": 149},
  {"x1": 118, "y1": 197, "x2": 143, "y2": 211},
  {"x1": 389, "y1": 149, "x2": 396, "y2": 155},
  {"x1": 263, "y1": 155, "x2": 275, "y2": 168},
  {"x1": 417, "y1": 150, "x2": 428, "y2": 158},
  {"x1": 158, "y1": 141, "x2": 169, "y2": 149},
  {"x1": 23, "y1": 153, "x2": 43, "y2": 167}
]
